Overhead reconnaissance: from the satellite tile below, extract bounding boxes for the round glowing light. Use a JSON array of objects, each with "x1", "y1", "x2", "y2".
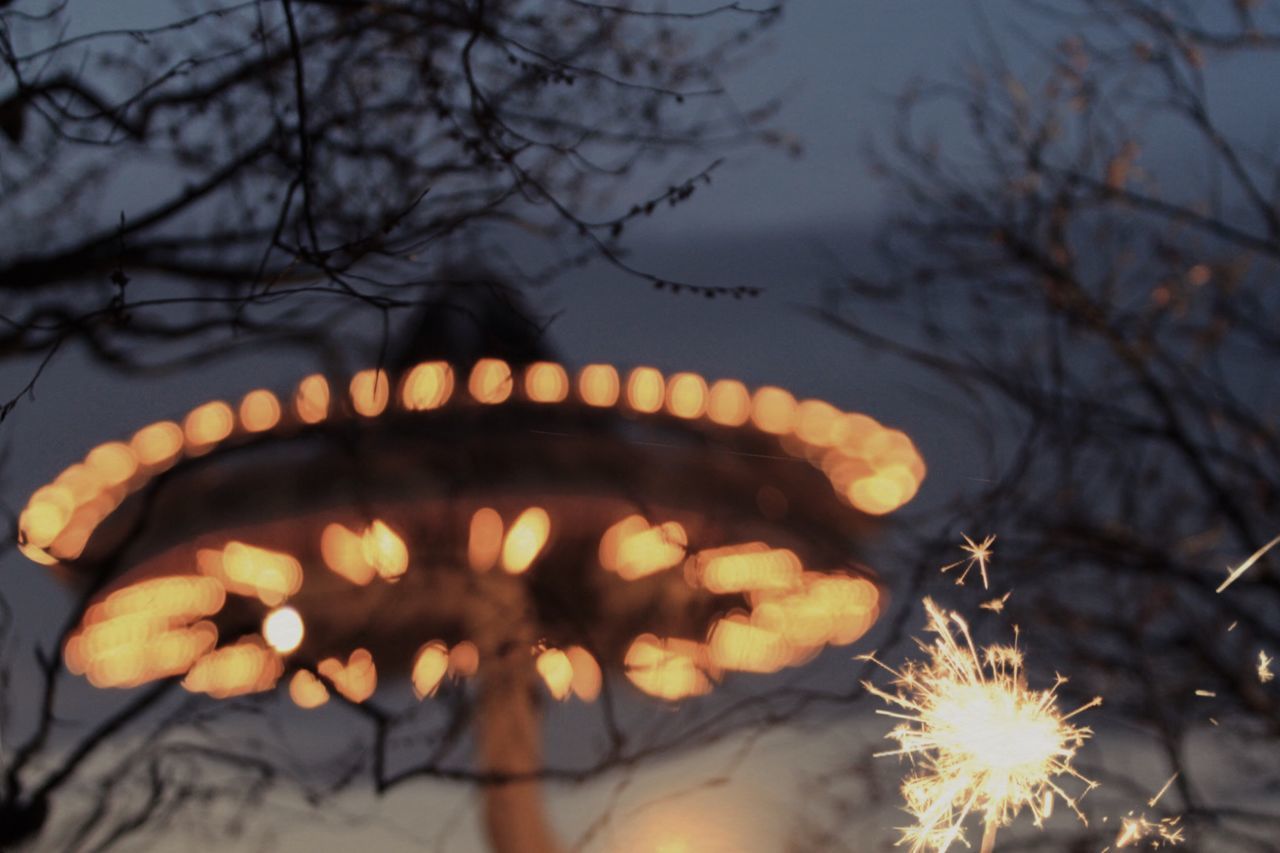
[
  {"x1": 525, "y1": 362, "x2": 570, "y2": 403},
  {"x1": 86, "y1": 441, "x2": 138, "y2": 487},
  {"x1": 449, "y1": 641, "x2": 481, "y2": 678},
  {"x1": 666, "y1": 372, "x2": 708, "y2": 419},
  {"x1": 183, "y1": 401, "x2": 234, "y2": 449},
  {"x1": 350, "y1": 369, "x2": 390, "y2": 417},
  {"x1": 294, "y1": 374, "x2": 330, "y2": 424},
  {"x1": 750, "y1": 386, "x2": 797, "y2": 435},
  {"x1": 566, "y1": 645, "x2": 603, "y2": 701},
  {"x1": 536, "y1": 648, "x2": 575, "y2": 700},
  {"x1": 626, "y1": 366, "x2": 664, "y2": 413},
  {"x1": 412, "y1": 641, "x2": 449, "y2": 699},
  {"x1": 130, "y1": 421, "x2": 184, "y2": 468},
  {"x1": 289, "y1": 670, "x2": 330, "y2": 709},
  {"x1": 578, "y1": 364, "x2": 620, "y2": 407},
  {"x1": 401, "y1": 361, "x2": 454, "y2": 410},
  {"x1": 469, "y1": 358, "x2": 513, "y2": 404},
  {"x1": 706, "y1": 379, "x2": 750, "y2": 426},
  {"x1": 468, "y1": 507, "x2": 504, "y2": 572},
  {"x1": 794, "y1": 399, "x2": 840, "y2": 447},
  {"x1": 20, "y1": 499, "x2": 70, "y2": 548},
  {"x1": 239, "y1": 389, "x2": 282, "y2": 432},
  {"x1": 262, "y1": 606, "x2": 305, "y2": 654},
  {"x1": 501, "y1": 507, "x2": 550, "y2": 574},
  {"x1": 361, "y1": 519, "x2": 409, "y2": 581}
]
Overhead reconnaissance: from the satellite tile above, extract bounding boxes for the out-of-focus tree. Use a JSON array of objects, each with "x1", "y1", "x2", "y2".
[
  {"x1": 0, "y1": 0, "x2": 779, "y2": 408},
  {"x1": 816, "y1": 1, "x2": 1280, "y2": 849},
  {"x1": 0, "y1": 1, "x2": 787, "y2": 848}
]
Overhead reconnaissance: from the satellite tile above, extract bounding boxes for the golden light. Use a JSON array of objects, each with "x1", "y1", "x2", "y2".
[
  {"x1": 183, "y1": 400, "x2": 234, "y2": 450},
  {"x1": 198, "y1": 542, "x2": 303, "y2": 606},
  {"x1": 19, "y1": 352, "x2": 931, "y2": 853},
  {"x1": 577, "y1": 363, "x2": 620, "y2": 407},
  {"x1": 401, "y1": 361, "x2": 454, "y2": 410},
  {"x1": 566, "y1": 645, "x2": 602, "y2": 701},
  {"x1": 501, "y1": 507, "x2": 550, "y2": 574},
  {"x1": 834, "y1": 412, "x2": 880, "y2": 456},
  {"x1": 469, "y1": 358, "x2": 513, "y2": 404},
  {"x1": 449, "y1": 640, "x2": 481, "y2": 677},
  {"x1": 694, "y1": 543, "x2": 802, "y2": 593},
  {"x1": 863, "y1": 598, "x2": 1100, "y2": 853},
  {"x1": 321, "y1": 522, "x2": 376, "y2": 585},
  {"x1": 468, "y1": 507, "x2": 504, "y2": 572},
  {"x1": 625, "y1": 366, "x2": 664, "y2": 413},
  {"x1": 19, "y1": 494, "x2": 70, "y2": 548},
  {"x1": 525, "y1": 362, "x2": 570, "y2": 403},
  {"x1": 239, "y1": 388, "x2": 282, "y2": 432},
  {"x1": 70, "y1": 618, "x2": 218, "y2": 688},
  {"x1": 130, "y1": 420, "x2": 184, "y2": 468},
  {"x1": 289, "y1": 669, "x2": 330, "y2": 709},
  {"x1": 750, "y1": 386, "x2": 797, "y2": 435},
  {"x1": 262, "y1": 606, "x2": 305, "y2": 654},
  {"x1": 707, "y1": 613, "x2": 791, "y2": 673},
  {"x1": 361, "y1": 519, "x2": 409, "y2": 581},
  {"x1": 848, "y1": 474, "x2": 908, "y2": 516},
  {"x1": 90, "y1": 575, "x2": 225, "y2": 623},
  {"x1": 318, "y1": 648, "x2": 377, "y2": 703},
  {"x1": 350, "y1": 368, "x2": 390, "y2": 417},
  {"x1": 599, "y1": 515, "x2": 688, "y2": 580},
  {"x1": 623, "y1": 634, "x2": 716, "y2": 701},
  {"x1": 294, "y1": 373, "x2": 330, "y2": 424},
  {"x1": 183, "y1": 638, "x2": 282, "y2": 699},
  {"x1": 794, "y1": 399, "x2": 841, "y2": 447},
  {"x1": 85, "y1": 441, "x2": 138, "y2": 487},
  {"x1": 666, "y1": 372, "x2": 708, "y2": 419},
  {"x1": 706, "y1": 379, "x2": 751, "y2": 426},
  {"x1": 411, "y1": 641, "x2": 450, "y2": 699},
  {"x1": 535, "y1": 647, "x2": 574, "y2": 700}
]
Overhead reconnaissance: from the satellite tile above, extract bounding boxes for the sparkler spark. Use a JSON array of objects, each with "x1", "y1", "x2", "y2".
[
  {"x1": 1259, "y1": 650, "x2": 1274, "y2": 684},
  {"x1": 941, "y1": 534, "x2": 997, "y2": 589},
  {"x1": 980, "y1": 592, "x2": 1012, "y2": 613},
  {"x1": 862, "y1": 598, "x2": 1099, "y2": 853},
  {"x1": 1114, "y1": 812, "x2": 1185, "y2": 848},
  {"x1": 1215, "y1": 532, "x2": 1280, "y2": 593},
  {"x1": 1148, "y1": 773, "x2": 1178, "y2": 808}
]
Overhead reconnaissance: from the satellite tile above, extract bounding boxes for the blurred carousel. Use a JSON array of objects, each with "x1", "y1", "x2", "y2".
[{"x1": 17, "y1": 290, "x2": 924, "y2": 852}]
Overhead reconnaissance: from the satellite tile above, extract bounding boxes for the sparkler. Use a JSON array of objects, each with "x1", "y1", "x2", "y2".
[
  {"x1": 941, "y1": 534, "x2": 996, "y2": 589},
  {"x1": 862, "y1": 598, "x2": 1100, "y2": 853},
  {"x1": 1259, "y1": 650, "x2": 1274, "y2": 684}
]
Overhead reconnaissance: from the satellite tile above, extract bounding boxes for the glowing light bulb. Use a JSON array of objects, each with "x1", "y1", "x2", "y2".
[{"x1": 262, "y1": 606, "x2": 304, "y2": 654}]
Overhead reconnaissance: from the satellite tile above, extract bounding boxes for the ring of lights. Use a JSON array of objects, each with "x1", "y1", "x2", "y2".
[{"x1": 19, "y1": 360, "x2": 924, "y2": 707}]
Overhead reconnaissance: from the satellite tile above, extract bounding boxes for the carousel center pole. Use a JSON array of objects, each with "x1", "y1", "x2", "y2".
[{"x1": 470, "y1": 572, "x2": 563, "y2": 853}]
